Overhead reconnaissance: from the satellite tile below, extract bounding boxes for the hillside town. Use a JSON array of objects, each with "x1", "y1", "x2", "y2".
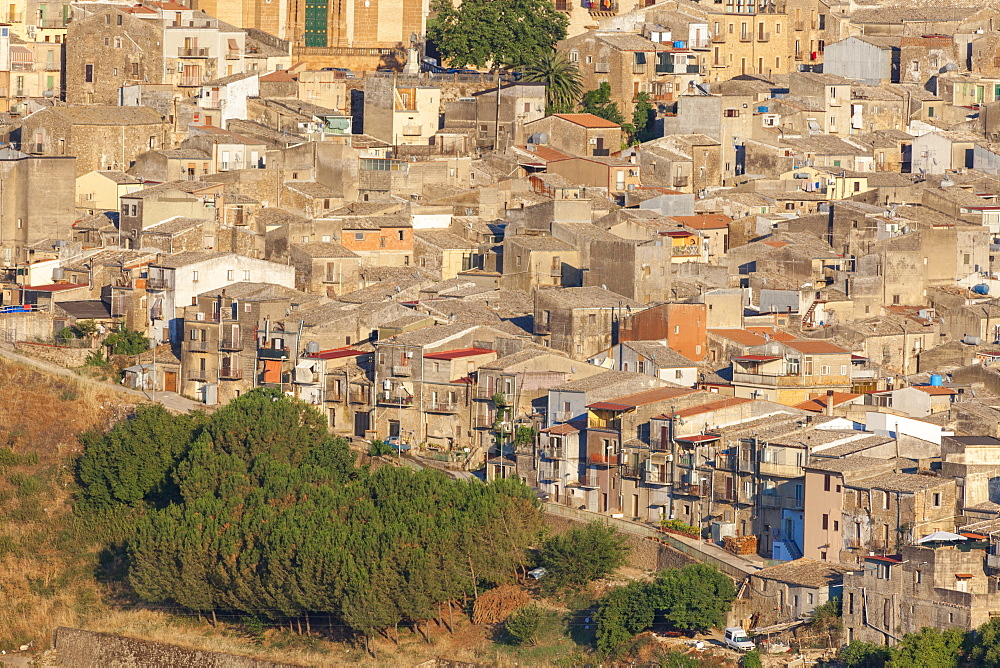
[{"x1": 9, "y1": 0, "x2": 1000, "y2": 661}]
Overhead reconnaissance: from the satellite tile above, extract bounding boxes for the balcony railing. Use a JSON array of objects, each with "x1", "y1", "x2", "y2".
[
  {"x1": 178, "y1": 47, "x2": 210, "y2": 57},
  {"x1": 739, "y1": 33, "x2": 752, "y2": 42},
  {"x1": 588, "y1": 453, "x2": 619, "y2": 466},
  {"x1": 258, "y1": 347, "x2": 290, "y2": 360},
  {"x1": 587, "y1": 0, "x2": 619, "y2": 15},
  {"x1": 219, "y1": 337, "x2": 243, "y2": 351},
  {"x1": 672, "y1": 245, "x2": 701, "y2": 256},
  {"x1": 719, "y1": 457, "x2": 755, "y2": 473},
  {"x1": 219, "y1": 367, "x2": 242, "y2": 380},
  {"x1": 426, "y1": 401, "x2": 459, "y2": 413},
  {"x1": 187, "y1": 339, "x2": 210, "y2": 352},
  {"x1": 186, "y1": 369, "x2": 217, "y2": 382},
  {"x1": 391, "y1": 365, "x2": 412, "y2": 376},
  {"x1": 540, "y1": 446, "x2": 566, "y2": 460},
  {"x1": 732, "y1": 371, "x2": 781, "y2": 386},
  {"x1": 146, "y1": 277, "x2": 169, "y2": 290},
  {"x1": 987, "y1": 554, "x2": 1000, "y2": 569},
  {"x1": 348, "y1": 390, "x2": 368, "y2": 404},
  {"x1": 378, "y1": 393, "x2": 414, "y2": 406},
  {"x1": 757, "y1": 31, "x2": 770, "y2": 42},
  {"x1": 621, "y1": 464, "x2": 642, "y2": 479},
  {"x1": 758, "y1": 461, "x2": 802, "y2": 477},
  {"x1": 675, "y1": 482, "x2": 708, "y2": 496},
  {"x1": 401, "y1": 124, "x2": 422, "y2": 136},
  {"x1": 645, "y1": 468, "x2": 670, "y2": 485},
  {"x1": 762, "y1": 494, "x2": 804, "y2": 509},
  {"x1": 672, "y1": 175, "x2": 690, "y2": 188},
  {"x1": 225, "y1": 50, "x2": 241, "y2": 59}
]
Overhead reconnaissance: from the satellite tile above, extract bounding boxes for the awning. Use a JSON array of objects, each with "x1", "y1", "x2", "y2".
[
  {"x1": 294, "y1": 360, "x2": 314, "y2": 384},
  {"x1": 916, "y1": 530, "x2": 967, "y2": 544},
  {"x1": 676, "y1": 434, "x2": 721, "y2": 444},
  {"x1": 262, "y1": 359, "x2": 282, "y2": 384},
  {"x1": 10, "y1": 46, "x2": 32, "y2": 64},
  {"x1": 228, "y1": 38, "x2": 239, "y2": 50}
]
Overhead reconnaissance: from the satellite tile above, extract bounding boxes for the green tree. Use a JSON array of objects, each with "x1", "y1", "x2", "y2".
[
  {"x1": 427, "y1": 0, "x2": 568, "y2": 69},
  {"x1": 887, "y1": 627, "x2": 965, "y2": 668},
  {"x1": 104, "y1": 325, "x2": 149, "y2": 356},
  {"x1": 741, "y1": 649, "x2": 763, "y2": 668},
  {"x1": 968, "y1": 617, "x2": 1000, "y2": 667},
  {"x1": 537, "y1": 522, "x2": 630, "y2": 592},
  {"x1": 630, "y1": 92, "x2": 654, "y2": 144},
  {"x1": 74, "y1": 319, "x2": 99, "y2": 338},
  {"x1": 519, "y1": 50, "x2": 582, "y2": 114},
  {"x1": 648, "y1": 563, "x2": 735, "y2": 633},
  {"x1": 77, "y1": 404, "x2": 198, "y2": 511},
  {"x1": 580, "y1": 82, "x2": 624, "y2": 126},
  {"x1": 841, "y1": 641, "x2": 892, "y2": 668},
  {"x1": 505, "y1": 604, "x2": 542, "y2": 646},
  {"x1": 368, "y1": 439, "x2": 394, "y2": 457},
  {"x1": 596, "y1": 580, "x2": 654, "y2": 655}
]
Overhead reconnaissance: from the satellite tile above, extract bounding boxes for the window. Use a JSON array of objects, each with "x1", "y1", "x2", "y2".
[
  {"x1": 354, "y1": 232, "x2": 365, "y2": 241},
  {"x1": 820, "y1": 365, "x2": 830, "y2": 375},
  {"x1": 114, "y1": 36, "x2": 122, "y2": 48},
  {"x1": 588, "y1": 313, "x2": 596, "y2": 325},
  {"x1": 301, "y1": 236, "x2": 309, "y2": 243},
  {"x1": 892, "y1": 294, "x2": 900, "y2": 305},
  {"x1": 227, "y1": 270, "x2": 234, "y2": 281},
  {"x1": 822, "y1": 514, "x2": 829, "y2": 530},
  {"x1": 675, "y1": 370, "x2": 683, "y2": 379},
  {"x1": 933, "y1": 492, "x2": 941, "y2": 507},
  {"x1": 915, "y1": 570, "x2": 922, "y2": 584},
  {"x1": 85, "y1": 64, "x2": 94, "y2": 82},
  {"x1": 104, "y1": 14, "x2": 111, "y2": 25},
  {"x1": 884, "y1": 491, "x2": 891, "y2": 510},
  {"x1": 104, "y1": 37, "x2": 110, "y2": 46},
  {"x1": 398, "y1": 230, "x2": 404, "y2": 241},
  {"x1": 322, "y1": 235, "x2": 330, "y2": 243},
  {"x1": 192, "y1": 271, "x2": 199, "y2": 282},
  {"x1": 673, "y1": 325, "x2": 680, "y2": 334},
  {"x1": 724, "y1": 109, "x2": 740, "y2": 117},
  {"x1": 243, "y1": 270, "x2": 250, "y2": 280},
  {"x1": 824, "y1": 474, "x2": 831, "y2": 492},
  {"x1": 834, "y1": 520, "x2": 839, "y2": 531},
  {"x1": 569, "y1": 50, "x2": 578, "y2": 63}
]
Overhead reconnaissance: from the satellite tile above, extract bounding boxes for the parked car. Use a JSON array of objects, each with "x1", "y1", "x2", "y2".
[{"x1": 723, "y1": 627, "x2": 755, "y2": 652}]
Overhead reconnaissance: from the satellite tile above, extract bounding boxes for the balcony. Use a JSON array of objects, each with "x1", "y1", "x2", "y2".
[
  {"x1": 758, "y1": 461, "x2": 802, "y2": 477},
  {"x1": 657, "y1": 63, "x2": 702, "y2": 74},
  {"x1": 178, "y1": 47, "x2": 210, "y2": 57},
  {"x1": 378, "y1": 393, "x2": 414, "y2": 407},
  {"x1": 987, "y1": 554, "x2": 1000, "y2": 569},
  {"x1": 551, "y1": 410, "x2": 574, "y2": 423},
  {"x1": 187, "y1": 339, "x2": 210, "y2": 352},
  {"x1": 672, "y1": 175, "x2": 689, "y2": 188},
  {"x1": 594, "y1": 62, "x2": 610, "y2": 73},
  {"x1": 646, "y1": 467, "x2": 670, "y2": 485},
  {"x1": 676, "y1": 482, "x2": 708, "y2": 496},
  {"x1": 588, "y1": 453, "x2": 619, "y2": 466},
  {"x1": 621, "y1": 464, "x2": 642, "y2": 479},
  {"x1": 391, "y1": 365, "x2": 412, "y2": 376},
  {"x1": 718, "y1": 456, "x2": 754, "y2": 473},
  {"x1": 632, "y1": 62, "x2": 646, "y2": 74},
  {"x1": 794, "y1": 22, "x2": 805, "y2": 30},
  {"x1": 186, "y1": 369, "x2": 217, "y2": 382},
  {"x1": 258, "y1": 347, "x2": 290, "y2": 360},
  {"x1": 219, "y1": 337, "x2": 243, "y2": 351},
  {"x1": 672, "y1": 245, "x2": 701, "y2": 257},
  {"x1": 44, "y1": 62, "x2": 60, "y2": 71},
  {"x1": 732, "y1": 371, "x2": 781, "y2": 386},
  {"x1": 426, "y1": 401, "x2": 459, "y2": 413},
  {"x1": 225, "y1": 50, "x2": 241, "y2": 59},
  {"x1": 146, "y1": 277, "x2": 169, "y2": 290},
  {"x1": 401, "y1": 124, "x2": 422, "y2": 136},
  {"x1": 587, "y1": 0, "x2": 618, "y2": 16},
  {"x1": 711, "y1": 33, "x2": 726, "y2": 43},
  {"x1": 761, "y1": 494, "x2": 803, "y2": 509},
  {"x1": 219, "y1": 367, "x2": 242, "y2": 380},
  {"x1": 739, "y1": 33, "x2": 752, "y2": 42},
  {"x1": 757, "y1": 31, "x2": 770, "y2": 42},
  {"x1": 578, "y1": 474, "x2": 600, "y2": 487},
  {"x1": 540, "y1": 446, "x2": 566, "y2": 460},
  {"x1": 348, "y1": 389, "x2": 368, "y2": 404}
]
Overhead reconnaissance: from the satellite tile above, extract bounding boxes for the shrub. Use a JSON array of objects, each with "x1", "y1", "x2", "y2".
[
  {"x1": 661, "y1": 518, "x2": 700, "y2": 538},
  {"x1": 504, "y1": 605, "x2": 543, "y2": 646}
]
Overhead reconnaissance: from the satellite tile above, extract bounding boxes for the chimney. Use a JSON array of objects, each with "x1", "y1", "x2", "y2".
[{"x1": 825, "y1": 389, "x2": 835, "y2": 416}]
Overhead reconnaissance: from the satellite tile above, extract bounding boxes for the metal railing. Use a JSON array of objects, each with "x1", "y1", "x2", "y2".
[
  {"x1": 186, "y1": 369, "x2": 217, "y2": 382},
  {"x1": 426, "y1": 401, "x2": 459, "y2": 413},
  {"x1": 391, "y1": 365, "x2": 412, "y2": 376},
  {"x1": 758, "y1": 461, "x2": 802, "y2": 477},
  {"x1": 588, "y1": 453, "x2": 619, "y2": 465},
  {"x1": 219, "y1": 367, "x2": 242, "y2": 380},
  {"x1": 178, "y1": 47, "x2": 210, "y2": 57}
]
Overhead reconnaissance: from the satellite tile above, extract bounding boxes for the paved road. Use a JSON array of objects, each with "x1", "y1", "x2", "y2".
[{"x1": 0, "y1": 345, "x2": 203, "y2": 414}]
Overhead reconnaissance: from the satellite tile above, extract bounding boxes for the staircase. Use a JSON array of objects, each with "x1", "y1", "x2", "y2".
[{"x1": 801, "y1": 300, "x2": 824, "y2": 329}]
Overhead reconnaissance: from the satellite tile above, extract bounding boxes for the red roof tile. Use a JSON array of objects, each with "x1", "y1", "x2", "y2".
[
  {"x1": 654, "y1": 396, "x2": 752, "y2": 419},
  {"x1": 793, "y1": 392, "x2": 862, "y2": 412},
  {"x1": 541, "y1": 422, "x2": 580, "y2": 435},
  {"x1": 784, "y1": 340, "x2": 849, "y2": 354},
  {"x1": 307, "y1": 347, "x2": 366, "y2": 360},
  {"x1": 24, "y1": 283, "x2": 87, "y2": 292},
  {"x1": 553, "y1": 113, "x2": 621, "y2": 129},
  {"x1": 668, "y1": 214, "x2": 732, "y2": 230}
]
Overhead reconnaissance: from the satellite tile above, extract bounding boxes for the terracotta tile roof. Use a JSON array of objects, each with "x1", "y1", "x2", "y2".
[
  {"x1": 587, "y1": 386, "x2": 695, "y2": 410},
  {"x1": 668, "y1": 214, "x2": 732, "y2": 230},
  {"x1": 793, "y1": 392, "x2": 862, "y2": 412},
  {"x1": 553, "y1": 113, "x2": 621, "y2": 129},
  {"x1": 746, "y1": 327, "x2": 796, "y2": 341},
  {"x1": 912, "y1": 385, "x2": 958, "y2": 396},
  {"x1": 655, "y1": 396, "x2": 753, "y2": 419},
  {"x1": 541, "y1": 423, "x2": 580, "y2": 435},
  {"x1": 422, "y1": 347, "x2": 495, "y2": 361},
  {"x1": 708, "y1": 329, "x2": 766, "y2": 346}
]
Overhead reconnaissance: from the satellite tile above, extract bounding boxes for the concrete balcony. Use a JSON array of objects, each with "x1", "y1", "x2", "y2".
[
  {"x1": 391, "y1": 365, "x2": 412, "y2": 376},
  {"x1": 178, "y1": 47, "x2": 210, "y2": 57},
  {"x1": 219, "y1": 367, "x2": 242, "y2": 380},
  {"x1": 758, "y1": 461, "x2": 802, "y2": 477},
  {"x1": 186, "y1": 369, "x2": 217, "y2": 382},
  {"x1": 426, "y1": 401, "x2": 459, "y2": 413},
  {"x1": 378, "y1": 393, "x2": 414, "y2": 407},
  {"x1": 588, "y1": 453, "x2": 619, "y2": 466},
  {"x1": 258, "y1": 347, "x2": 290, "y2": 360}
]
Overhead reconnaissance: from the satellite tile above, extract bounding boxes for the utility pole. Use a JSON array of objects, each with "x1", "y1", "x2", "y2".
[{"x1": 494, "y1": 69, "x2": 502, "y2": 151}]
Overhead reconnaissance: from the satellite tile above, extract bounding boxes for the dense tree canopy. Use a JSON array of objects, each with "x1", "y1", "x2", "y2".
[
  {"x1": 76, "y1": 389, "x2": 544, "y2": 648},
  {"x1": 538, "y1": 522, "x2": 630, "y2": 593},
  {"x1": 967, "y1": 617, "x2": 1000, "y2": 667},
  {"x1": 580, "y1": 83, "x2": 625, "y2": 126},
  {"x1": 595, "y1": 563, "x2": 735, "y2": 654},
  {"x1": 427, "y1": 0, "x2": 568, "y2": 69}
]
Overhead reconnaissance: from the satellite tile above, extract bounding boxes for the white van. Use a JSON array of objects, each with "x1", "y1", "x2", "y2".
[{"x1": 724, "y1": 626, "x2": 755, "y2": 652}]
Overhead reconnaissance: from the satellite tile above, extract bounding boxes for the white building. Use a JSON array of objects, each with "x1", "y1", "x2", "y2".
[{"x1": 145, "y1": 251, "x2": 295, "y2": 342}]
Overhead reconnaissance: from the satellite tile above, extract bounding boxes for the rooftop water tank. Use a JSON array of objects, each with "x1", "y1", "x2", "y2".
[
  {"x1": 929, "y1": 374, "x2": 944, "y2": 386},
  {"x1": 973, "y1": 283, "x2": 990, "y2": 295}
]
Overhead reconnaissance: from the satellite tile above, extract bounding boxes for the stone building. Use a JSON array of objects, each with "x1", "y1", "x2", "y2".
[
  {"x1": 20, "y1": 105, "x2": 170, "y2": 176},
  {"x1": 0, "y1": 147, "x2": 75, "y2": 267},
  {"x1": 842, "y1": 538, "x2": 1000, "y2": 646},
  {"x1": 534, "y1": 286, "x2": 643, "y2": 360}
]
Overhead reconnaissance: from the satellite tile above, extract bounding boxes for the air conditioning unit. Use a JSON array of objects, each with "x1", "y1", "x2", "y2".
[
  {"x1": 589, "y1": 138, "x2": 598, "y2": 145},
  {"x1": 405, "y1": 351, "x2": 413, "y2": 358}
]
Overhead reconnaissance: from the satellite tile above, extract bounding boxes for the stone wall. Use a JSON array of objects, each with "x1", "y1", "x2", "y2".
[
  {"x1": 53, "y1": 627, "x2": 304, "y2": 668},
  {"x1": 543, "y1": 513, "x2": 698, "y2": 572},
  {"x1": 14, "y1": 341, "x2": 93, "y2": 368}
]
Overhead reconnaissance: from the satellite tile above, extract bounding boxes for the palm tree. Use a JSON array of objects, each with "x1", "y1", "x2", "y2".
[{"x1": 520, "y1": 50, "x2": 583, "y2": 114}]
